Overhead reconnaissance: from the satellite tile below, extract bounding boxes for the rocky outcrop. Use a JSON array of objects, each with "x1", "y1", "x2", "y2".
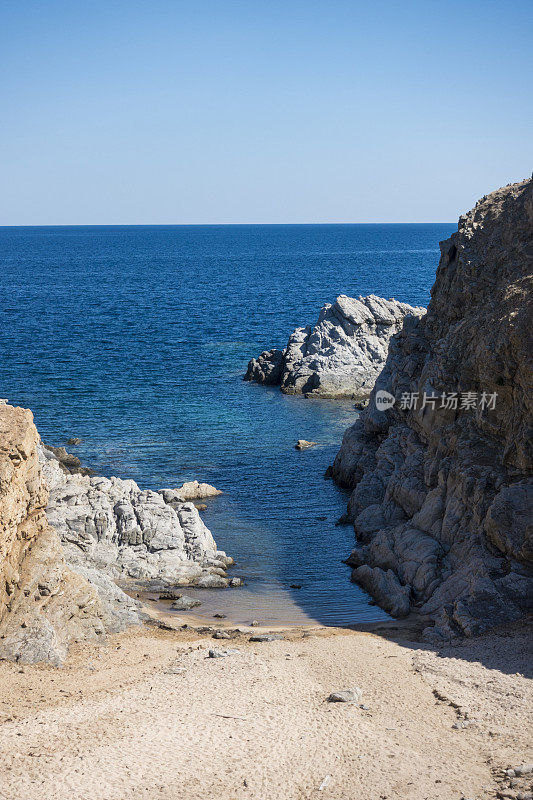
[
  {"x1": 245, "y1": 295, "x2": 425, "y2": 399},
  {"x1": 40, "y1": 446, "x2": 232, "y2": 590},
  {"x1": 332, "y1": 177, "x2": 533, "y2": 640},
  {"x1": 0, "y1": 404, "x2": 140, "y2": 666}
]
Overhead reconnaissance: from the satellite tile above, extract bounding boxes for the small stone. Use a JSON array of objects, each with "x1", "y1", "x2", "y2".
[
  {"x1": 212, "y1": 631, "x2": 230, "y2": 640},
  {"x1": 295, "y1": 439, "x2": 318, "y2": 450},
  {"x1": 165, "y1": 666, "x2": 187, "y2": 675},
  {"x1": 229, "y1": 577, "x2": 243, "y2": 587},
  {"x1": 514, "y1": 766, "x2": 533, "y2": 776},
  {"x1": 250, "y1": 620, "x2": 259, "y2": 627},
  {"x1": 327, "y1": 688, "x2": 363, "y2": 704},
  {"x1": 208, "y1": 648, "x2": 240, "y2": 658},
  {"x1": 249, "y1": 634, "x2": 284, "y2": 642},
  {"x1": 213, "y1": 612, "x2": 226, "y2": 619},
  {"x1": 66, "y1": 437, "x2": 82, "y2": 446}
]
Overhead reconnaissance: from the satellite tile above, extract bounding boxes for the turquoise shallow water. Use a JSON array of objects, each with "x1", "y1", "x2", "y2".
[{"x1": 0, "y1": 223, "x2": 454, "y2": 625}]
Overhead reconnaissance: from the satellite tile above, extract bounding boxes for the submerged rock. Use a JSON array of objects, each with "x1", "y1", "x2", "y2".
[
  {"x1": 171, "y1": 595, "x2": 201, "y2": 610},
  {"x1": 245, "y1": 294, "x2": 425, "y2": 399},
  {"x1": 332, "y1": 176, "x2": 533, "y2": 640}
]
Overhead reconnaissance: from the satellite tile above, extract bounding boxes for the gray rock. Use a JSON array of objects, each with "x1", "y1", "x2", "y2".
[
  {"x1": 171, "y1": 595, "x2": 201, "y2": 610},
  {"x1": 159, "y1": 590, "x2": 183, "y2": 600},
  {"x1": 212, "y1": 630, "x2": 231, "y2": 639},
  {"x1": 245, "y1": 294, "x2": 425, "y2": 399},
  {"x1": 332, "y1": 177, "x2": 533, "y2": 639},
  {"x1": 244, "y1": 348, "x2": 285, "y2": 385},
  {"x1": 327, "y1": 688, "x2": 363, "y2": 703},
  {"x1": 249, "y1": 633, "x2": 284, "y2": 642},
  {"x1": 208, "y1": 648, "x2": 240, "y2": 658}
]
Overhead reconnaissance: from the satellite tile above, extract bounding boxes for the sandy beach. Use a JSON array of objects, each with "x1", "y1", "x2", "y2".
[{"x1": 1, "y1": 612, "x2": 531, "y2": 800}]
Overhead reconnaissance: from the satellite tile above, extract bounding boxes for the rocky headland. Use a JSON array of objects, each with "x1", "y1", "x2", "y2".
[
  {"x1": 331, "y1": 177, "x2": 533, "y2": 640},
  {"x1": 0, "y1": 403, "x2": 232, "y2": 664},
  {"x1": 245, "y1": 294, "x2": 425, "y2": 399}
]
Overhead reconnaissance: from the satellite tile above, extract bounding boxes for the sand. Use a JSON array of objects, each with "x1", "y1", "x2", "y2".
[{"x1": 0, "y1": 615, "x2": 531, "y2": 800}]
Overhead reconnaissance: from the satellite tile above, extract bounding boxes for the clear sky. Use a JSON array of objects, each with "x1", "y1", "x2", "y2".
[{"x1": 1, "y1": 0, "x2": 532, "y2": 224}]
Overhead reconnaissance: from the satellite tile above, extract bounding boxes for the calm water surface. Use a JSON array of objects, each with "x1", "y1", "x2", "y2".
[{"x1": 0, "y1": 223, "x2": 454, "y2": 625}]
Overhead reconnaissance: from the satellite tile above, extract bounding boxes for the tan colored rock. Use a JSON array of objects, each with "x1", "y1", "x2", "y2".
[
  {"x1": 174, "y1": 480, "x2": 222, "y2": 501},
  {"x1": 0, "y1": 405, "x2": 110, "y2": 665},
  {"x1": 295, "y1": 440, "x2": 318, "y2": 450}
]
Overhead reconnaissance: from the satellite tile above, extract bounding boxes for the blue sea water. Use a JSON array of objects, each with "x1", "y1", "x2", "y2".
[{"x1": 0, "y1": 223, "x2": 454, "y2": 625}]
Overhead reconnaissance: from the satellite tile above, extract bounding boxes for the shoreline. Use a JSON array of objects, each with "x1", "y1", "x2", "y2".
[{"x1": 2, "y1": 611, "x2": 530, "y2": 800}]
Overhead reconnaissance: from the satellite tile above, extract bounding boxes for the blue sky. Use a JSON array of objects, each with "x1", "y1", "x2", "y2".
[{"x1": 1, "y1": 0, "x2": 532, "y2": 224}]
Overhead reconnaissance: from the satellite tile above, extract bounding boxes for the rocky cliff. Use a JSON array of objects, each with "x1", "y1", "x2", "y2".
[
  {"x1": 332, "y1": 178, "x2": 533, "y2": 639},
  {"x1": 0, "y1": 403, "x2": 233, "y2": 665},
  {"x1": 245, "y1": 294, "x2": 425, "y2": 399},
  {"x1": 0, "y1": 404, "x2": 140, "y2": 666}
]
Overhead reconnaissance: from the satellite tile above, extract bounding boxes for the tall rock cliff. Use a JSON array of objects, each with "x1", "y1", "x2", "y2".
[
  {"x1": 0, "y1": 404, "x2": 120, "y2": 665},
  {"x1": 332, "y1": 177, "x2": 533, "y2": 639}
]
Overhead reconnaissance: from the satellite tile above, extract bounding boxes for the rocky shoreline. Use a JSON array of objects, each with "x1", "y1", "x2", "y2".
[
  {"x1": 330, "y1": 177, "x2": 533, "y2": 640},
  {"x1": 0, "y1": 404, "x2": 235, "y2": 665}
]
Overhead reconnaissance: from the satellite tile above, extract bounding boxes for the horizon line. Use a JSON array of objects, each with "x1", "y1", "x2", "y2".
[{"x1": 0, "y1": 220, "x2": 455, "y2": 229}]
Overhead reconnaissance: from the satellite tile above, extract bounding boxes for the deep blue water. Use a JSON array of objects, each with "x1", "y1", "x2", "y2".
[{"x1": 0, "y1": 223, "x2": 454, "y2": 625}]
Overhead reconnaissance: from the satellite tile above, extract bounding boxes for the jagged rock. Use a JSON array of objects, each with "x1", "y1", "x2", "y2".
[
  {"x1": 332, "y1": 177, "x2": 533, "y2": 640},
  {"x1": 351, "y1": 565, "x2": 411, "y2": 617},
  {"x1": 245, "y1": 294, "x2": 425, "y2": 399},
  {"x1": 42, "y1": 443, "x2": 92, "y2": 476},
  {"x1": 0, "y1": 404, "x2": 139, "y2": 665},
  {"x1": 244, "y1": 348, "x2": 285, "y2": 385},
  {"x1": 40, "y1": 445, "x2": 230, "y2": 589}
]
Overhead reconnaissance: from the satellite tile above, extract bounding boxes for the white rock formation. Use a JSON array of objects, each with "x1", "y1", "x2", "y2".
[
  {"x1": 245, "y1": 294, "x2": 425, "y2": 399},
  {"x1": 40, "y1": 445, "x2": 232, "y2": 589}
]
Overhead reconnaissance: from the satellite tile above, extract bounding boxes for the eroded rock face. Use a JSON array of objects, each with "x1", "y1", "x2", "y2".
[
  {"x1": 0, "y1": 404, "x2": 139, "y2": 665},
  {"x1": 40, "y1": 446, "x2": 232, "y2": 589},
  {"x1": 332, "y1": 177, "x2": 533, "y2": 640},
  {"x1": 245, "y1": 295, "x2": 425, "y2": 399}
]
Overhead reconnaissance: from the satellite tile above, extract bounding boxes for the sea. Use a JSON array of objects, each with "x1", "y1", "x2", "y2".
[{"x1": 0, "y1": 223, "x2": 455, "y2": 626}]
